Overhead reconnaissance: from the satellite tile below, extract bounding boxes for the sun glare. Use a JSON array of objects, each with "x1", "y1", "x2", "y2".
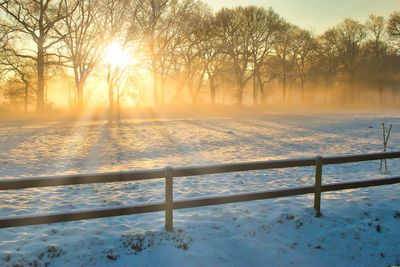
[{"x1": 104, "y1": 42, "x2": 130, "y2": 66}]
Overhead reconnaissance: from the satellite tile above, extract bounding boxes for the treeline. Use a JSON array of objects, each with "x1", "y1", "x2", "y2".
[{"x1": 0, "y1": 0, "x2": 400, "y2": 113}]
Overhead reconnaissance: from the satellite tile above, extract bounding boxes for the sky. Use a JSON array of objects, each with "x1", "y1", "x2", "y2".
[{"x1": 203, "y1": 0, "x2": 400, "y2": 33}]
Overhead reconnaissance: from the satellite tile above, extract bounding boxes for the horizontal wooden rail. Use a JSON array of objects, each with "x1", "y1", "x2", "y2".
[
  {"x1": 0, "y1": 176, "x2": 399, "y2": 229},
  {"x1": 321, "y1": 176, "x2": 400, "y2": 192},
  {"x1": 0, "y1": 202, "x2": 165, "y2": 228},
  {"x1": 1, "y1": 151, "x2": 399, "y2": 191},
  {"x1": 0, "y1": 158, "x2": 316, "y2": 191},
  {"x1": 173, "y1": 186, "x2": 315, "y2": 209},
  {"x1": 0, "y1": 169, "x2": 165, "y2": 190},
  {"x1": 172, "y1": 157, "x2": 316, "y2": 177},
  {"x1": 0, "y1": 151, "x2": 399, "y2": 230},
  {"x1": 323, "y1": 151, "x2": 400, "y2": 165}
]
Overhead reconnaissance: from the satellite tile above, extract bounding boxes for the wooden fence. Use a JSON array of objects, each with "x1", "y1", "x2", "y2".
[{"x1": 0, "y1": 151, "x2": 400, "y2": 231}]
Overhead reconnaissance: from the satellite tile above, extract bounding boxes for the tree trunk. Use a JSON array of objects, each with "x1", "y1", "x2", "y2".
[
  {"x1": 282, "y1": 59, "x2": 287, "y2": 103},
  {"x1": 257, "y1": 74, "x2": 266, "y2": 105},
  {"x1": 74, "y1": 68, "x2": 85, "y2": 109},
  {"x1": 77, "y1": 83, "x2": 84, "y2": 109},
  {"x1": 107, "y1": 65, "x2": 114, "y2": 121},
  {"x1": 116, "y1": 87, "x2": 121, "y2": 122},
  {"x1": 160, "y1": 79, "x2": 166, "y2": 105},
  {"x1": 152, "y1": 71, "x2": 159, "y2": 105},
  {"x1": 237, "y1": 82, "x2": 244, "y2": 105},
  {"x1": 24, "y1": 83, "x2": 29, "y2": 113},
  {"x1": 253, "y1": 74, "x2": 258, "y2": 105},
  {"x1": 210, "y1": 77, "x2": 216, "y2": 104},
  {"x1": 282, "y1": 79, "x2": 287, "y2": 103},
  {"x1": 36, "y1": 42, "x2": 45, "y2": 111}
]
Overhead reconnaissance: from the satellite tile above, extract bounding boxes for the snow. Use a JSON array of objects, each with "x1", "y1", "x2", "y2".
[{"x1": 1, "y1": 112, "x2": 400, "y2": 266}]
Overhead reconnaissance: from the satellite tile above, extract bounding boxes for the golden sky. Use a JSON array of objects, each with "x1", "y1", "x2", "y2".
[{"x1": 204, "y1": 0, "x2": 400, "y2": 33}]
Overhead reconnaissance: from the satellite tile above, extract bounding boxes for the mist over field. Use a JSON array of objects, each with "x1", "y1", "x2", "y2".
[{"x1": 0, "y1": 0, "x2": 399, "y2": 118}]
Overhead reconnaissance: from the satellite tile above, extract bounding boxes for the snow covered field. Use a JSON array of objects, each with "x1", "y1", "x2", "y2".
[{"x1": 1, "y1": 112, "x2": 400, "y2": 266}]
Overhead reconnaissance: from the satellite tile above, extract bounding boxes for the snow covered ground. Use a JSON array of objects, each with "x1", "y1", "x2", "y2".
[{"x1": 0, "y1": 112, "x2": 400, "y2": 266}]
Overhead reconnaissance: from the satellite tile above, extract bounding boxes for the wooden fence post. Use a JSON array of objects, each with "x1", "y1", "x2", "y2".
[
  {"x1": 165, "y1": 166, "x2": 174, "y2": 231},
  {"x1": 314, "y1": 156, "x2": 323, "y2": 217}
]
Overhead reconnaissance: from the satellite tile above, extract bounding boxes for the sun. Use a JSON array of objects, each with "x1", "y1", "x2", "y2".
[{"x1": 104, "y1": 42, "x2": 130, "y2": 66}]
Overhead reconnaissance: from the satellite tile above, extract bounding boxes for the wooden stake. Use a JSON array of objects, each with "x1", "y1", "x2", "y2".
[
  {"x1": 314, "y1": 156, "x2": 323, "y2": 217},
  {"x1": 380, "y1": 123, "x2": 392, "y2": 174},
  {"x1": 165, "y1": 167, "x2": 174, "y2": 232}
]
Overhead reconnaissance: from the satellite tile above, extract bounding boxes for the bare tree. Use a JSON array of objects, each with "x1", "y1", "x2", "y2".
[
  {"x1": 56, "y1": 0, "x2": 109, "y2": 108},
  {"x1": 171, "y1": 0, "x2": 211, "y2": 104},
  {"x1": 272, "y1": 21, "x2": 296, "y2": 102},
  {"x1": 0, "y1": 18, "x2": 13, "y2": 75},
  {"x1": 0, "y1": 0, "x2": 78, "y2": 111},
  {"x1": 247, "y1": 8, "x2": 281, "y2": 104},
  {"x1": 102, "y1": 0, "x2": 132, "y2": 120},
  {"x1": 215, "y1": 7, "x2": 255, "y2": 105},
  {"x1": 366, "y1": 15, "x2": 387, "y2": 55},
  {"x1": 288, "y1": 28, "x2": 319, "y2": 100},
  {"x1": 316, "y1": 29, "x2": 341, "y2": 86},
  {"x1": 136, "y1": 0, "x2": 174, "y2": 105},
  {"x1": 365, "y1": 15, "x2": 387, "y2": 102},
  {"x1": 335, "y1": 18, "x2": 366, "y2": 83},
  {"x1": 387, "y1": 12, "x2": 400, "y2": 53},
  {"x1": 0, "y1": 19, "x2": 36, "y2": 112},
  {"x1": 4, "y1": 56, "x2": 36, "y2": 112},
  {"x1": 197, "y1": 14, "x2": 225, "y2": 104}
]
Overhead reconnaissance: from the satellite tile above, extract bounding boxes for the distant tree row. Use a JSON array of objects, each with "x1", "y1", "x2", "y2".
[{"x1": 1, "y1": 0, "x2": 400, "y2": 113}]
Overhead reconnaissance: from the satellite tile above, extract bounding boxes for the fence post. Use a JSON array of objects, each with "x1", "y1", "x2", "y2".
[
  {"x1": 165, "y1": 166, "x2": 174, "y2": 231},
  {"x1": 314, "y1": 156, "x2": 323, "y2": 217}
]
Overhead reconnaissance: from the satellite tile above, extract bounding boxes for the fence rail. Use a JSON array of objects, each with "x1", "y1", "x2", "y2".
[{"x1": 0, "y1": 151, "x2": 400, "y2": 230}]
